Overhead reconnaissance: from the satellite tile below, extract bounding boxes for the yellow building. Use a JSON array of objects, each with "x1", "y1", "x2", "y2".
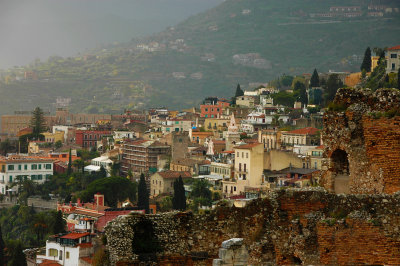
[
  {"x1": 371, "y1": 56, "x2": 380, "y2": 72},
  {"x1": 222, "y1": 143, "x2": 265, "y2": 197},
  {"x1": 42, "y1": 131, "x2": 65, "y2": 143},
  {"x1": 204, "y1": 118, "x2": 230, "y2": 132}
]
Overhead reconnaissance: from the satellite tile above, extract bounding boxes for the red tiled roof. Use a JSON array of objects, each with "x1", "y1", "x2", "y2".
[
  {"x1": 213, "y1": 140, "x2": 226, "y2": 144},
  {"x1": 60, "y1": 232, "x2": 90, "y2": 240},
  {"x1": 316, "y1": 145, "x2": 325, "y2": 149},
  {"x1": 157, "y1": 171, "x2": 192, "y2": 179},
  {"x1": 234, "y1": 143, "x2": 262, "y2": 149},
  {"x1": 72, "y1": 209, "x2": 104, "y2": 218},
  {"x1": 388, "y1": 45, "x2": 400, "y2": 51},
  {"x1": 286, "y1": 127, "x2": 319, "y2": 135}
]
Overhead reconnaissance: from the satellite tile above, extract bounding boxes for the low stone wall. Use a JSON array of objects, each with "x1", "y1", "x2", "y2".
[{"x1": 105, "y1": 188, "x2": 400, "y2": 265}]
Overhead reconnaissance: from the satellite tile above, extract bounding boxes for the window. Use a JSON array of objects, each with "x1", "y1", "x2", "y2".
[
  {"x1": 38, "y1": 175, "x2": 43, "y2": 180},
  {"x1": 46, "y1": 174, "x2": 51, "y2": 180},
  {"x1": 242, "y1": 152, "x2": 244, "y2": 158},
  {"x1": 243, "y1": 174, "x2": 246, "y2": 180},
  {"x1": 18, "y1": 165, "x2": 21, "y2": 170},
  {"x1": 66, "y1": 251, "x2": 70, "y2": 259},
  {"x1": 175, "y1": 121, "x2": 179, "y2": 125},
  {"x1": 32, "y1": 175, "x2": 36, "y2": 180},
  {"x1": 244, "y1": 164, "x2": 247, "y2": 172},
  {"x1": 246, "y1": 153, "x2": 248, "y2": 158},
  {"x1": 205, "y1": 108, "x2": 208, "y2": 112},
  {"x1": 39, "y1": 164, "x2": 42, "y2": 170},
  {"x1": 8, "y1": 165, "x2": 14, "y2": 171},
  {"x1": 31, "y1": 164, "x2": 37, "y2": 170},
  {"x1": 315, "y1": 162, "x2": 317, "y2": 169},
  {"x1": 205, "y1": 115, "x2": 208, "y2": 118},
  {"x1": 239, "y1": 163, "x2": 241, "y2": 171},
  {"x1": 48, "y1": 248, "x2": 58, "y2": 257},
  {"x1": 234, "y1": 186, "x2": 236, "y2": 191},
  {"x1": 45, "y1": 164, "x2": 52, "y2": 169},
  {"x1": 237, "y1": 152, "x2": 239, "y2": 157},
  {"x1": 392, "y1": 63, "x2": 396, "y2": 70},
  {"x1": 9, "y1": 176, "x2": 12, "y2": 182},
  {"x1": 391, "y1": 53, "x2": 398, "y2": 58}
]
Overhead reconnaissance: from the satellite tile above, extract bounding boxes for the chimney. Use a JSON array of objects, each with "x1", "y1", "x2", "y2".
[{"x1": 77, "y1": 198, "x2": 82, "y2": 207}]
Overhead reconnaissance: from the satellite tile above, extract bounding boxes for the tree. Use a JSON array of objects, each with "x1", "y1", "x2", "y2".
[
  {"x1": 293, "y1": 81, "x2": 308, "y2": 106},
  {"x1": 361, "y1": 47, "x2": 372, "y2": 72},
  {"x1": 8, "y1": 241, "x2": 27, "y2": 266},
  {"x1": 67, "y1": 148, "x2": 72, "y2": 175},
  {"x1": 172, "y1": 176, "x2": 186, "y2": 211},
  {"x1": 52, "y1": 210, "x2": 65, "y2": 234},
  {"x1": 54, "y1": 140, "x2": 62, "y2": 149},
  {"x1": 398, "y1": 68, "x2": 400, "y2": 90},
  {"x1": 137, "y1": 174, "x2": 149, "y2": 213},
  {"x1": 30, "y1": 107, "x2": 47, "y2": 139},
  {"x1": 0, "y1": 225, "x2": 5, "y2": 266},
  {"x1": 79, "y1": 177, "x2": 137, "y2": 207},
  {"x1": 159, "y1": 196, "x2": 173, "y2": 212},
  {"x1": 310, "y1": 69, "x2": 320, "y2": 87},
  {"x1": 99, "y1": 166, "x2": 107, "y2": 178},
  {"x1": 234, "y1": 83, "x2": 244, "y2": 97},
  {"x1": 190, "y1": 179, "x2": 212, "y2": 204},
  {"x1": 323, "y1": 74, "x2": 343, "y2": 104}
]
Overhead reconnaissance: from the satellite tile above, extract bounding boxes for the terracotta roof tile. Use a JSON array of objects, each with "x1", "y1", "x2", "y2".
[
  {"x1": 156, "y1": 171, "x2": 192, "y2": 179},
  {"x1": 60, "y1": 232, "x2": 90, "y2": 240},
  {"x1": 286, "y1": 127, "x2": 319, "y2": 135},
  {"x1": 234, "y1": 143, "x2": 262, "y2": 149},
  {"x1": 388, "y1": 45, "x2": 400, "y2": 51}
]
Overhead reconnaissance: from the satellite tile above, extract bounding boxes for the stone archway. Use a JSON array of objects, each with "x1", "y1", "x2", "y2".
[
  {"x1": 131, "y1": 220, "x2": 162, "y2": 261},
  {"x1": 331, "y1": 149, "x2": 350, "y2": 194}
]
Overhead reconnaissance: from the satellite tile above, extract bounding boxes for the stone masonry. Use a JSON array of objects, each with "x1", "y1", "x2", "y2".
[
  {"x1": 321, "y1": 87, "x2": 400, "y2": 194},
  {"x1": 105, "y1": 188, "x2": 400, "y2": 265}
]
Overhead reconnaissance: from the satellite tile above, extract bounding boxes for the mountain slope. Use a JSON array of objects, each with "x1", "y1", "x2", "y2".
[{"x1": 0, "y1": 0, "x2": 399, "y2": 114}]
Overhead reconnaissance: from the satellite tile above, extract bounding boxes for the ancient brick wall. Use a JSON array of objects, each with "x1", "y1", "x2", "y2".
[
  {"x1": 321, "y1": 88, "x2": 400, "y2": 194},
  {"x1": 105, "y1": 189, "x2": 400, "y2": 265}
]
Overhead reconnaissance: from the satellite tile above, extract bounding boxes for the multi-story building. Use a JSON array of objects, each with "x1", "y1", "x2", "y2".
[
  {"x1": 281, "y1": 127, "x2": 319, "y2": 146},
  {"x1": 386, "y1": 45, "x2": 400, "y2": 74},
  {"x1": 222, "y1": 143, "x2": 265, "y2": 197},
  {"x1": 36, "y1": 232, "x2": 94, "y2": 266},
  {"x1": 150, "y1": 170, "x2": 191, "y2": 197},
  {"x1": 0, "y1": 156, "x2": 54, "y2": 194},
  {"x1": 161, "y1": 119, "x2": 193, "y2": 134},
  {"x1": 121, "y1": 140, "x2": 170, "y2": 175},
  {"x1": 200, "y1": 97, "x2": 230, "y2": 118},
  {"x1": 258, "y1": 129, "x2": 281, "y2": 150},
  {"x1": 75, "y1": 130, "x2": 112, "y2": 149}
]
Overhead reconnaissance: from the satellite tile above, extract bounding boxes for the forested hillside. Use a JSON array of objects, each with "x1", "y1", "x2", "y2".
[{"x1": 0, "y1": 0, "x2": 399, "y2": 113}]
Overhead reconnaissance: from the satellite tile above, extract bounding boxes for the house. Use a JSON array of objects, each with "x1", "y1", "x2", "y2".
[
  {"x1": 161, "y1": 119, "x2": 193, "y2": 134},
  {"x1": 170, "y1": 158, "x2": 210, "y2": 175},
  {"x1": 0, "y1": 156, "x2": 54, "y2": 194},
  {"x1": 150, "y1": 170, "x2": 192, "y2": 197},
  {"x1": 200, "y1": 97, "x2": 230, "y2": 118},
  {"x1": 258, "y1": 129, "x2": 281, "y2": 150},
  {"x1": 281, "y1": 127, "x2": 319, "y2": 146},
  {"x1": 189, "y1": 129, "x2": 214, "y2": 145},
  {"x1": 84, "y1": 156, "x2": 113, "y2": 175},
  {"x1": 386, "y1": 45, "x2": 400, "y2": 74},
  {"x1": 236, "y1": 95, "x2": 258, "y2": 108},
  {"x1": 42, "y1": 131, "x2": 65, "y2": 143},
  {"x1": 36, "y1": 232, "x2": 94, "y2": 266},
  {"x1": 75, "y1": 130, "x2": 112, "y2": 149}
]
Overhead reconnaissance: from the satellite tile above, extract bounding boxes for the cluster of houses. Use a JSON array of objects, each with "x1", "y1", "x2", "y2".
[{"x1": 2, "y1": 45, "x2": 399, "y2": 265}]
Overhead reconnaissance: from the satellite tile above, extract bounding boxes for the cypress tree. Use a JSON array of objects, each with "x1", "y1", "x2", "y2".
[
  {"x1": 53, "y1": 210, "x2": 65, "y2": 234},
  {"x1": 172, "y1": 176, "x2": 186, "y2": 211},
  {"x1": 67, "y1": 148, "x2": 72, "y2": 175},
  {"x1": 234, "y1": 83, "x2": 244, "y2": 97},
  {"x1": 137, "y1": 174, "x2": 149, "y2": 214},
  {"x1": 361, "y1": 47, "x2": 372, "y2": 72},
  {"x1": 0, "y1": 225, "x2": 4, "y2": 266},
  {"x1": 310, "y1": 69, "x2": 320, "y2": 87}
]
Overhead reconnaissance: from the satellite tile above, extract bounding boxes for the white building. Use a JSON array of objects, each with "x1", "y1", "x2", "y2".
[
  {"x1": 161, "y1": 119, "x2": 193, "y2": 134},
  {"x1": 36, "y1": 232, "x2": 94, "y2": 266},
  {"x1": 113, "y1": 131, "x2": 135, "y2": 141},
  {"x1": 84, "y1": 156, "x2": 113, "y2": 176},
  {"x1": 386, "y1": 45, "x2": 400, "y2": 74},
  {"x1": 0, "y1": 157, "x2": 53, "y2": 194}
]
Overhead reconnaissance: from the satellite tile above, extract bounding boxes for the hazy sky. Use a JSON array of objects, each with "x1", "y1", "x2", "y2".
[{"x1": 0, "y1": 0, "x2": 223, "y2": 69}]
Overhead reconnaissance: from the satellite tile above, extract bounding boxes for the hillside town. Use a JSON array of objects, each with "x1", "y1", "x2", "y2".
[{"x1": 0, "y1": 43, "x2": 398, "y2": 265}]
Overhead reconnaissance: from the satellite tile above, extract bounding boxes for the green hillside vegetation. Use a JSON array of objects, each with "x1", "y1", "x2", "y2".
[{"x1": 0, "y1": 0, "x2": 399, "y2": 112}]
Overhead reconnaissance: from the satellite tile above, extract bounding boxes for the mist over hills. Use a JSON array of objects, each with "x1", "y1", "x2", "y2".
[
  {"x1": 0, "y1": 0, "x2": 399, "y2": 114},
  {"x1": 0, "y1": 0, "x2": 223, "y2": 69}
]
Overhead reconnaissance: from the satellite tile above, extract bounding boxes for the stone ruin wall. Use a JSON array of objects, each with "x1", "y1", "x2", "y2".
[
  {"x1": 105, "y1": 189, "x2": 400, "y2": 265},
  {"x1": 321, "y1": 88, "x2": 400, "y2": 194}
]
